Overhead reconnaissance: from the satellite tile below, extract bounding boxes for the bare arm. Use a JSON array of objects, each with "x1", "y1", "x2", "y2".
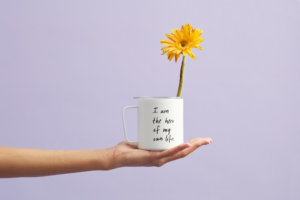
[
  {"x1": 0, "y1": 147, "x2": 109, "y2": 178},
  {"x1": 0, "y1": 137, "x2": 212, "y2": 178}
]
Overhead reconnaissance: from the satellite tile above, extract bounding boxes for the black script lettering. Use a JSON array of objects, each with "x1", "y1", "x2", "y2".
[
  {"x1": 163, "y1": 128, "x2": 171, "y2": 134},
  {"x1": 165, "y1": 133, "x2": 175, "y2": 143},
  {"x1": 165, "y1": 118, "x2": 174, "y2": 124},
  {"x1": 153, "y1": 117, "x2": 161, "y2": 124},
  {"x1": 160, "y1": 110, "x2": 169, "y2": 113},
  {"x1": 153, "y1": 107, "x2": 158, "y2": 113},
  {"x1": 153, "y1": 125, "x2": 160, "y2": 134},
  {"x1": 153, "y1": 137, "x2": 163, "y2": 141}
]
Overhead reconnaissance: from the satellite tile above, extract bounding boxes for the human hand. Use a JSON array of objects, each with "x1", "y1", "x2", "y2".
[
  {"x1": 0, "y1": 138, "x2": 212, "y2": 177},
  {"x1": 105, "y1": 138, "x2": 212, "y2": 170}
]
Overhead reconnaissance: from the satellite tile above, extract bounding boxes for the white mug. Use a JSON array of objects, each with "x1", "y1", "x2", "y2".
[{"x1": 122, "y1": 97, "x2": 184, "y2": 150}]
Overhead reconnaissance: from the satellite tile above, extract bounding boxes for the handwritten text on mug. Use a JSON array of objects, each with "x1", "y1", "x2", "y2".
[{"x1": 152, "y1": 107, "x2": 175, "y2": 143}]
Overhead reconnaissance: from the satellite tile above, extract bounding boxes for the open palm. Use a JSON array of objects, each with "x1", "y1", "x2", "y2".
[{"x1": 108, "y1": 137, "x2": 212, "y2": 169}]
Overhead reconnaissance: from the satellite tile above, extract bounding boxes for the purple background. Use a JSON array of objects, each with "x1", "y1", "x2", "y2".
[{"x1": 0, "y1": 0, "x2": 299, "y2": 199}]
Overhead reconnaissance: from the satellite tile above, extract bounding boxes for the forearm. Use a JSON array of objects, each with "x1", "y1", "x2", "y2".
[{"x1": 0, "y1": 147, "x2": 111, "y2": 178}]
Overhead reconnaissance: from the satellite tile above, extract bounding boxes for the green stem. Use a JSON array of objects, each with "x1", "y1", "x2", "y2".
[{"x1": 176, "y1": 55, "x2": 186, "y2": 97}]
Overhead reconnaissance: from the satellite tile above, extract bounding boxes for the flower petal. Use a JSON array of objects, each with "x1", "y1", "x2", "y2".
[
  {"x1": 162, "y1": 46, "x2": 177, "y2": 51},
  {"x1": 186, "y1": 48, "x2": 196, "y2": 59},
  {"x1": 176, "y1": 28, "x2": 183, "y2": 39},
  {"x1": 194, "y1": 44, "x2": 203, "y2": 50},
  {"x1": 175, "y1": 50, "x2": 182, "y2": 54},
  {"x1": 175, "y1": 53, "x2": 181, "y2": 63},
  {"x1": 171, "y1": 29, "x2": 180, "y2": 40},
  {"x1": 166, "y1": 33, "x2": 177, "y2": 42},
  {"x1": 189, "y1": 29, "x2": 203, "y2": 43},
  {"x1": 194, "y1": 29, "x2": 203, "y2": 38},
  {"x1": 194, "y1": 37, "x2": 204, "y2": 44},
  {"x1": 160, "y1": 40, "x2": 175, "y2": 46},
  {"x1": 161, "y1": 50, "x2": 168, "y2": 55},
  {"x1": 168, "y1": 53, "x2": 175, "y2": 61}
]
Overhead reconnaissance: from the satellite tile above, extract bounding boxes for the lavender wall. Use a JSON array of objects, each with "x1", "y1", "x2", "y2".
[{"x1": 0, "y1": 0, "x2": 299, "y2": 199}]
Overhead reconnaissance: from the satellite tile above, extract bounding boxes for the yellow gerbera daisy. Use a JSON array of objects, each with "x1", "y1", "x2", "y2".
[{"x1": 160, "y1": 24, "x2": 204, "y2": 62}]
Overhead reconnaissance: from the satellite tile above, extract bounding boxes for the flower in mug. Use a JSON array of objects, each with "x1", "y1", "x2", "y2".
[
  {"x1": 160, "y1": 24, "x2": 204, "y2": 97},
  {"x1": 160, "y1": 24, "x2": 204, "y2": 62}
]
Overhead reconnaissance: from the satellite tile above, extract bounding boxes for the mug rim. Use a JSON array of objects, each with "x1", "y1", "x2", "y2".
[{"x1": 133, "y1": 96, "x2": 182, "y2": 99}]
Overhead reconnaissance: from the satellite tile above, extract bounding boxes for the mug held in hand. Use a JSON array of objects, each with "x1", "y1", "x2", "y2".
[{"x1": 122, "y1": 97, "x2": 183, "y2": 151}]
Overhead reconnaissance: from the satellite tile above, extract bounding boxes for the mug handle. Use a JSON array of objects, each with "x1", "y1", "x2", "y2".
[{"x1": 122, "y1": 106, "x2": 138, "y2": 143}]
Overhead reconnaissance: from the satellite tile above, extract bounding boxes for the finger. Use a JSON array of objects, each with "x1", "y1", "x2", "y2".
[
  {"x1": 153, "y1": 138, "x2": 212, "y2": 160},
  {"x1": 188, "y1": 137, "x2": 212, "y2": 144},
  {"x1": 154, "y1": 142, "x2": 192, "y2": 160},
  {"x1": 157, "y1": 137, "x2": 212, "y2": 166},
  {"x1": 164, "y1": 138, "x2": 211, "y2": 161},
  {"x1": 188, "y1": 138, "x2": 202, "y2": 144}
]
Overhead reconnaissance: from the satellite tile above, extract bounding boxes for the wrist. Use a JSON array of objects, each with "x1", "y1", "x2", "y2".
[{"x1": 94, "y1": 148, "x2": 115, "y2": 171}]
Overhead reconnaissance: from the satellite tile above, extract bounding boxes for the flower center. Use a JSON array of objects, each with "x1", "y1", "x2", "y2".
[{"x1": 180, "y1": 40, "x2": 188, "y2": 48}]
